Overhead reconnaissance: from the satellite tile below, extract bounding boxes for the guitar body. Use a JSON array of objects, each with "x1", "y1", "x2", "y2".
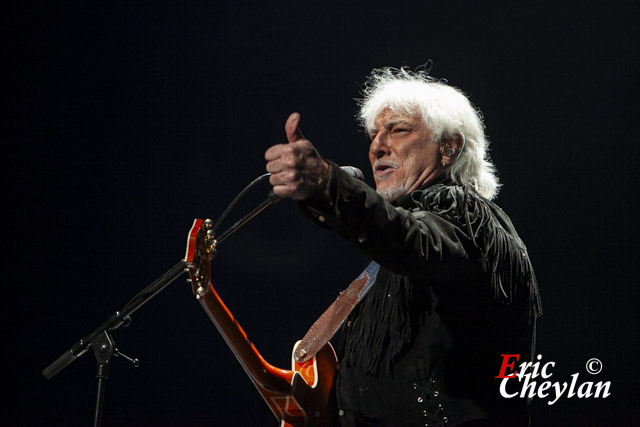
[{"x1": 185, "y1": 218, "x2": 339, "y2": 426}]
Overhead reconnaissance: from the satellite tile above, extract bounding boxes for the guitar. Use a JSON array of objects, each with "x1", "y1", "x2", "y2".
[{"x1": 184, "y1": 218, "x2": 339, "y2": 427}]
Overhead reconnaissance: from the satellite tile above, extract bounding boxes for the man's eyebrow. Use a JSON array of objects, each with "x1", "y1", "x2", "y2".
[
  {"x1": 370, "y1": 119, "x2": 415, "y2": 134},
  {"x1": 385, "y1": 119, "x2": 413, "y2": 128}
]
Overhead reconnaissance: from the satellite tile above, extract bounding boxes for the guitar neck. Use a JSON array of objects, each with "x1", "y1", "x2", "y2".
[
  {"x1": 198, "y1": 283, "x2": 294, "y2": 389},
  {"x1": 185, "y1": 218, "x2": 338, "y2": 427}
]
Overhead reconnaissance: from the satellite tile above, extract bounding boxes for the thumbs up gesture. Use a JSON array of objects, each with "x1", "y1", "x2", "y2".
[{"x1": 265, "y1": 113, "x2": 331, "y2": 200}]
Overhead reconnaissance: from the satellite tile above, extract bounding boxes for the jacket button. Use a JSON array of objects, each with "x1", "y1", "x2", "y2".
[{"x1": 358, "y1": 233, "x2": 367, "y2": 243}]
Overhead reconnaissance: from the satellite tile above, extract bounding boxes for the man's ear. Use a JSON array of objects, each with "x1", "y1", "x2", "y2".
[{"x1": 439, "y1": 132, "x2": 465, "y2": 167}]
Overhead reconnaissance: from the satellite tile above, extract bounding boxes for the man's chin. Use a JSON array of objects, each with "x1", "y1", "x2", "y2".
[{"x1": 376, "y1": 185, "x2": 408, "y2": 202}]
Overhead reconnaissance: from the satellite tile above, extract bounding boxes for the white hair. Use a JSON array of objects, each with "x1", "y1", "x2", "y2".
[{"x1": 357, "y1": 67, "x2": 501, "y2": 200}]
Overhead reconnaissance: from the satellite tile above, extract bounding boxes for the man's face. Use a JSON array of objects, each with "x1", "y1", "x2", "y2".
[{"x1": 368, "y1": 108, "x2": 443, "y2": 201}]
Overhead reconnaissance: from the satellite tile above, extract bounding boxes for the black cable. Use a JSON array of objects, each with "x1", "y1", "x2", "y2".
[{"x1": 211, "y1": 173, "x2": 272, "y2": 233}]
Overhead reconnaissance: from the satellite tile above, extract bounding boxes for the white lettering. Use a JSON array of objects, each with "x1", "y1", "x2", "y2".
[
  {"x1": 498, "y1": 357, "x2": 612, "y2": 405},
  {"x1": 499, "y1": 378, "x2": 519, "y2": 398},
  {"x1": 541, "y1": 361, "x2": 555, "y2": 379},
  {"x1": 593, "y1": 382, "x2": 611, "y2": 398},
  {"x1": 516, "y1": 362, "x2": 531, "y2": 380},
  {"x1": 548, "y1": 381, "x2": 568, "y2": 405},
  {"x1": 567, "y1": 373, "x2": 580, "y2": 398},
  {"x1": 520, "y1": 374, "x2": 537, "y2": 399},
  {"x1": 577, "y1": 381, "x2": 593, "y2": 398},
  {"x1": 537, "y1": 381, "x2": 552, "y2": 398}
]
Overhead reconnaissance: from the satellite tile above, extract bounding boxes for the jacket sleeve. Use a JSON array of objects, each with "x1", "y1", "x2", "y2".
[{"x1": 299, "y1": 161, "x2": 483, "y2": 279}]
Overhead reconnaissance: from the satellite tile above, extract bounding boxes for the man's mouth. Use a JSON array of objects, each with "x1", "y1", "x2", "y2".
[{"x1": 374, "y1": 161, "x2": 397, "y2": 178}]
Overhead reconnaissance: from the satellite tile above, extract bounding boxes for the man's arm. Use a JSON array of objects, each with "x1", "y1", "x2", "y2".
[
  {"x1": 300, "y1": 164, "x2": 480, "y2": 279},
  {"x1": 264, "y1": 113, "x2": 479, "y2": 280}
]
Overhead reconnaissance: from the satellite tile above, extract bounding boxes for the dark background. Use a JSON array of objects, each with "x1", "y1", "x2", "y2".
[{"x1": 6, "y1": 1, "x2": 638, "y2": 426}]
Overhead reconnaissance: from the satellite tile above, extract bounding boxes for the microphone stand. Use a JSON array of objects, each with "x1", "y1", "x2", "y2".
[
  {"x1": 42, "y1": 176, "x2": 278, "y2": 427},
  {"x1": 42, "y1": 260, "x2": 187, "y2": 427}
]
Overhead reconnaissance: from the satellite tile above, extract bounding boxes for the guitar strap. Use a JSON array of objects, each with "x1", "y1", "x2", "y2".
[{"x1": 294, "y1": 261, "x2": 380, "y2": 363}]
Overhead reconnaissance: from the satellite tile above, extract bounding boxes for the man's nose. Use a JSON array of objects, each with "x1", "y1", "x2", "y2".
[{"x1": 370, "y1": 133, "x2": 390, "y2": 158}]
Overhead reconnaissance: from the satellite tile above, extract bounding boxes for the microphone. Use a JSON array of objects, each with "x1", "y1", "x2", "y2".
[{"x1": 340, "y1": 165, "x2": 364, "y2": 181}]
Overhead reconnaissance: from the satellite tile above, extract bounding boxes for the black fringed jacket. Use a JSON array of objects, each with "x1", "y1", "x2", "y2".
[{"x1": 301, "y1": 162, "x2": 542, "y2": 427}]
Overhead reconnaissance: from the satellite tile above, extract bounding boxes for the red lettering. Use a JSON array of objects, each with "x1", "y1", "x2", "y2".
[{"x1": 495, "y1": 354, "x2": 520, "y2": 378}]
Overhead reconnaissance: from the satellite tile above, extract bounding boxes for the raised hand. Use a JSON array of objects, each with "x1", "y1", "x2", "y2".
[{"x1": 265, "y1": 113, "x2": 331, "y2": 200}]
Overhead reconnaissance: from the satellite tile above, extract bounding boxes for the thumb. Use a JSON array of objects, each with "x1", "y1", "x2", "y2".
[{"x1": 285, "y1": 112, "x2": 305, "y2": 143}]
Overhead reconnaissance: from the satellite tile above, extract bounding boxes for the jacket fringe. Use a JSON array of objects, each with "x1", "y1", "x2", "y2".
[{"x1": 341, "y1": 183, "x2": 542, "y2": 374}]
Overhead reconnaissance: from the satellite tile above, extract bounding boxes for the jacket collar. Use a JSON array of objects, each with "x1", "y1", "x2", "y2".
[{"x1": 392, "y1": 173, "x2": 453, "y2": 209}]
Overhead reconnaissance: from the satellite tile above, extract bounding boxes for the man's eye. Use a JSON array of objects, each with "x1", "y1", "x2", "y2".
[{"x1": 393, "y1": 128, "x2": 408, "y2": 133}]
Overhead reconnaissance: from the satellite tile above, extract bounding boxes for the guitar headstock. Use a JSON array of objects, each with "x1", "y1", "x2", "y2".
[{"x1": 184, "y1": 218, "x2": 217, "y2": 297}]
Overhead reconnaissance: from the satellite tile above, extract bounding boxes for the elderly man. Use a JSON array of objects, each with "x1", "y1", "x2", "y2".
[{"x1": 265, "y1": 67, "x2": 541, "y2": 427}]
